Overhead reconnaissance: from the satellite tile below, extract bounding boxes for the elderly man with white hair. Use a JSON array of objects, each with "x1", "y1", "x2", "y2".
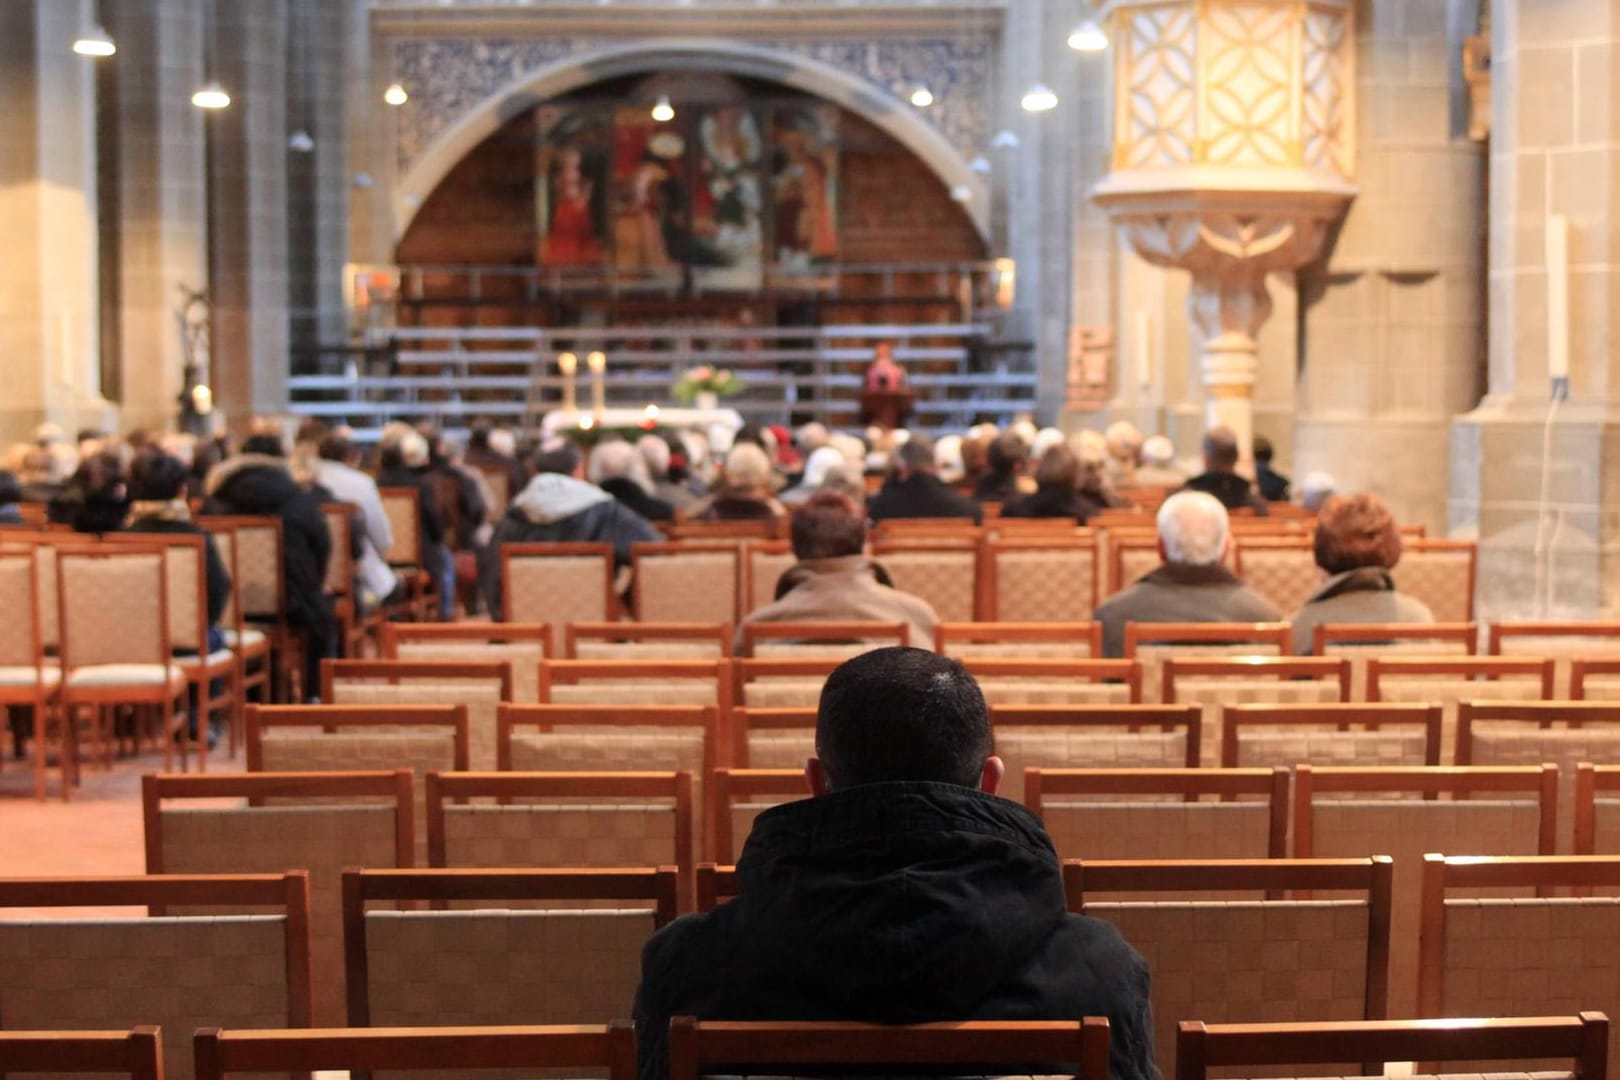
[
  {"x1": 1092, "y1": 490, "x2": 1281, "y2": 657},
  {"x1": 589, "y1": 439, "x2": 675, "y2": 523}
]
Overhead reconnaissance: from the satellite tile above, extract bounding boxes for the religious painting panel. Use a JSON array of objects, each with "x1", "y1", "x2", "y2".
[
  {"x1": 768, "y1": 104, "x2": 840, "y2": 275},
  {"x1": 691, "y1": 104, "x2": 765, "y2": 290},
  {"x1": 534, "y1": 106, "x2": 611, "y2": 270}
]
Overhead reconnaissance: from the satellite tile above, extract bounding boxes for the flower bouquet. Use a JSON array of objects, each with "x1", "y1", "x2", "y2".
[{"x1": 673, "y1": 365, "x2": 745, "y2": 408}]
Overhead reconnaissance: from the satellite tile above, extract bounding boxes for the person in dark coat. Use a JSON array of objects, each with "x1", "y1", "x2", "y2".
[
  {"x1": 1252, "y1": 436, "x2": 1292, "y2": 503},
  {"x1": 588, "y1": 439, "x2": 675, "y2": 524},
  {"x1": 0, "y1": 470, "x2": 22, "y2": 525},
  {"x1": 202, "y1": 434, "x2": 335, "y2": 701},
  {"x1": 633, "y1": 647, "x2": 1160, "y2": 1080},
  {"x1": 866, "y1": 436, "x2": 983, "y2": 524},
  {"x1": 1002, "y1": 444, "x2": 1104, "y2": 524},
  {"x1": 1181, "y1": 426, "x2": 1269, "y2": 516},
  {"x1": 124, "y1": 452, "x2": 232, "y2": 628},
  {"x1": 478, "y1": 439, "x2": 661, "y2": 619},
  {"x1": 972, "y1": 431, "x2": 1026, "y2": 503},
  {"x1": 49, "y1": 448, "x2": 130, "y2": 534},
  {"x1": 377, "y1": 430, "x2": 454, "y2": 619}
]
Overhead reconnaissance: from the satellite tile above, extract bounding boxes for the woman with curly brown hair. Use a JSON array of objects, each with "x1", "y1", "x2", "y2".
[{"x1": 1289, "y1": 492, "x2": 1434, "y2": 654}]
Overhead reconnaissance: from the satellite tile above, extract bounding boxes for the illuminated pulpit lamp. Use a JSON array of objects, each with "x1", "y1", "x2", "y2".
[
  {"x1": 558, "y1": 352, "x2": 578, "y2": 412},
  {"x1": 642, "y1": 403, "x2": 661, "y2": 430},
  {"x1": 587, "y1": 351, "x2": 607, "y2": 419}
]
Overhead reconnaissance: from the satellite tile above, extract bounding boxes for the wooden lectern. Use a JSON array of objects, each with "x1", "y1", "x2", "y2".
[{"x1": 860, "y1": 387, "x2": 915, "y2": 431}]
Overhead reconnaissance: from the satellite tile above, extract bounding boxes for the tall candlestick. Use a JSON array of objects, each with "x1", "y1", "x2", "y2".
[
  {"x1": 587, "y1": 351, "x2": 606, "y2": 418},
  {"x1": 558, "y1": 352, "x2": 578, "y2": 413}
]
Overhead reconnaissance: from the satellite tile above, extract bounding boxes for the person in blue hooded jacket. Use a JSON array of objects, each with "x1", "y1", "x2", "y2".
[{"x1": 633, "y1": 647, "x2": 1161, "y2": 1080}]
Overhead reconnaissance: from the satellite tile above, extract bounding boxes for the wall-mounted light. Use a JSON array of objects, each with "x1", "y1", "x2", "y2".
[
  {"x1": 909, "y1": 86, "x2": 934, "y2": 108},
  {"x1": 950, "y1": 185, "x2": 972, "y2": 203},
  {"x1": 384, "y1": 82, "x2": 408, "y2": 106},
  {"x1": 191, "y1": 80, "x2": 231, "y2": 109},
  {"x1": 72, "y1": 24, "x2": 116, "y2": 57},
  {"x1": 1067, "y1": 19, "x2": 1109, "y2": 52},
  {"x1": 991, "y1": 129, "x2": 1020, "y2": 149},
  {"x1": 1020, "y1": 83, "x2": 1058, "y2": 112},
  {"x1": 288, "y1": 130, "x2": 315, "y2": 152},
  {"x1": 651, "y1": 94, "x2": 675, "y2": 123},
  {"x1": 969, "y1": 155, "x2": 992, "y2": 174}
]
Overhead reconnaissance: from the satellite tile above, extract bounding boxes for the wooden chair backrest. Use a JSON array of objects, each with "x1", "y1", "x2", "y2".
[
  {"x1": 246, "y1": 703, "x2": 470, "y2": 773},
  {"x1": 496, "y1": 703, "x2": 720, "y2": 778},
  {"x1": 1314, "y1": 621, "x2": 1478, "y2": 655},
  {"x1": 0, "y1": 1028, "x2": 164, "y2": 1080},
  {"x1": 630, "y1": 542, "x2": 740, "y2": 625},
  {"x1": 1221, "y1": 702, "x2": 1443, "y2": 768},
  {"x1": 935, "y1": 620, "x2": 1101, "y2": 658},
  {"x1": 739, "y1": 620, "x2": 908, "y2": 658},
  {"x1": 499, "y1": 542, "x2": 615, "y2": 626},
  {"x1": 1393, "y1": 539, "x2": 1477, "y2": 622},
  {"x1": 198, "y1": 515, "x2": 285, "y2": 622},
  {"x1": 708, "y1": 767, "x2": 807, "y2": 864},
  {"x1": 566, "y1": 621, "x2": 731, "y2": 659},
  {"x1": 376, "y1": 486, "x2": 423, "y2": 567},
  {"x1": 980, "y1": 534, "x2": 1100, "y2": 622}
]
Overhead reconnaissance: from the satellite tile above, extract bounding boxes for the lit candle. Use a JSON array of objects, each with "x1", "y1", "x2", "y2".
[
  {"x1": 558, "y1": 352, "x2": 578, "y2": 412},
  {"x1": 644, "y1": 404, "x2": 660, "y2": 420},
  {"x1": 587, "y1": 351, "x2": 607, "y2": 417}
]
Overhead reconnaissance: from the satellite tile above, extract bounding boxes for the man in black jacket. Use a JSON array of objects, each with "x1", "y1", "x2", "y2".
[
  {"x1": 1181, "y1": 426, "x2": 1269, "y2": 516},
  {"x1": 632, "y1": 647, "x2": 1160, "y2": 1080},
  {"x1": 866, "y1": 436, "x2": 983, "y2": 523}
]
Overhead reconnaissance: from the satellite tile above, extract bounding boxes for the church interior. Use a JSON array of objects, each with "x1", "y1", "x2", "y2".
[{"x1": 4, "y1": 0, "x2": 1620, "y2": 1077}]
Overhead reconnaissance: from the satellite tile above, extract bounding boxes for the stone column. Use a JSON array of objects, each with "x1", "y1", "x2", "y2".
[
  {"x1": 1451, "y1": 0, "x2": 1620, "y2": 619},
  {"x1": 104, "y1": 0, "x2": 209, "y2": 435},
  {"x1": 0, "y1": 0, "x2": 111, "y2": 444},
  {"x1": 287, "y1": 0, "x2": 350, "y2": 357},
  {"x1": 1294, "y1": 0, "x2": 1485, "y2": 532},
  {"x1": 209, "y1": 0, "x2": 290, "y2": 430}
]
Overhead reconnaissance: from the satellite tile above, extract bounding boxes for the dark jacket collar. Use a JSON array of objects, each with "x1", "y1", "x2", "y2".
[
  {"x1": 1306, "y1": 565, "x2": 1396, "y2": 603},
  {"x1": 1140, "y1": 561, "x2": 1245, "y2": 588}
]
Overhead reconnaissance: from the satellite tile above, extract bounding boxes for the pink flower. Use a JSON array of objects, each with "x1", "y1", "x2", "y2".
[{"x1": 690, "y1": 365, "x2": 713, "y2": 381}]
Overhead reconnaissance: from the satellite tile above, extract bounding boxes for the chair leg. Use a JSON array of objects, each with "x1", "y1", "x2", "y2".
[{"x1": 31, "y1": 700, "x2": 47, "y2": 802}]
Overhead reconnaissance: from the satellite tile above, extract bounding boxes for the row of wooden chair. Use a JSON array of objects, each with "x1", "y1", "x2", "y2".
[
  {"x1": 10, "y1": 1014, "x2": 1607, "y2": 1080},
  {"x1": 11, "y1": 857, "x2": 1619, "y2": 1079},
  {"x1": 492, "y1": 532, "x2": 1479, "y2": 627}
]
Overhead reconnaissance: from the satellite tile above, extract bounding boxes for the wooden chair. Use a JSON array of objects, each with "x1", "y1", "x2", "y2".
[
  {"x1": 870, "y1": 518, "x2": 984, "y2": 541},
  {"x1": 1295, "y1": 764, "x2": 1558, "y2": 1017},
  {"x1": 1026, "y1": 766, "x2": 1289, "y2": 861},
  {"x1": 963, "y1": 657, "x2": 1142, "y2": 706},
  {"x1": 377, "y1": 486, "x2": 436, "y2": 621},
  {"x1": 103, "y1": 532, "x2": 241, "y2": 770},
  {"x1": 1575, "y1": 764, "x2": 1620, "y2": 854},
  {"x1": 739, "y1": 620, "x2": 908, "y2": 658},
  {"x1": 729, "y1": 707, "x2": 817, "y2": 769},
  {"x1": 1417, "y1": 854, "x2": 1620, "y2": 1063},
  {"x1": 197, "y1": 521, "x2": 272, "y2": 714},
  {"x1": 1393, "y1": 539, "x2": 1476, "y2": 623},
  {"x1": 1162, "y1": 656, "x2": 1351, "y2": 705},
  {"x1": 631, "y1": 542, "x2": 740, "y2": 624},
  {"x1": 1068, "y1": 856, "x2": 1394, "y2": 1080},
  {"x1": 0, "y1": 546, "x2": 61, "y2": 798},
  {"x1": 741, "y1": 538, "x2": 794, "y2": 615},
  {"x1": 1457, "y1": 700, "x2": 1620, "y2": 850},
  {"x1": 733, "y1": 657, "x2": 842, "y2": 709},
  {"x1": 341, "y1": 866, "x2": 677, "y2": 1027},
  {"x1": 55, "y1": 543, "x2": 190, "y2": 772},
  {"x1": 497, "y1": 702, "x2": 720, "y2": 784},
  {"x1": 538, "y1": 659, "x2": 733, "y2": 715},
  {"x1": 1175, "y1": 1014, "x2": 1610, "y2": 1080},
  {"x1": 934, "y1": 620, "x2": 1101, "y2": 659},
  {"x1": 1125, "y1": 621, "x2": 1293, "y2": 705},
  {"x1": 869, "y1": 538, "x2": 979, "y2": 623},
  {"x1": 498, "y1": 542, "x2": 615, "y2": 626},
  {"x1": 1574, "y1": 657, "x2": 1620, "y2": 701},
  {"x1": 0, "y1": 873, "x2": 313, "y2": 1080},
  {"x1": 666, "y1": 1018, "x2": 1111, "y2": 1080},
  {"x1": 991, "y1": 703, "x2": 1204, "y2": 801},
  {"x1": 1315, "y1": 622, "x2": 1479, "y2": 656},
  {"x1": 425, "y1": 770, "x2": 695, "y2": 906},
  {"x1": 669, "y1": 519, "x2": 780, "y2": 542},
  {"x1": 322, "y1": 659, "x2": 511, "y2": 772},
  {"x1": 709, "y1": 767, "x2": 807, "y2": 864},
  {"x1": 319, "y1": 500, "x2": 388, "y2": 656},
  {"x1": 1491, "y1": 620, "x2": 1620, "y2": 696},
  {"x1": 1367, "y1": 656, "x2": 1555, "y2": 760},
  {"x1": 979, "y1": 534, "x2": 1100, "y2": 622},
  {"x1": 1231, "y1": 535, "x2": 1321, "y2": 615},
  {"x1": 193, "y1": 1024, "x2": 637, "y2": 1080},
  {"x1": 383, "y1": 622, "x2": 552, "y2": 702},
  {"x1": 1222, "y1": 702, "x2": 1444, "y2": 768},
  {"x1": 567, "y1": 621, "x2": 731, "y2": 660},
  {"x1": 0, "y1": 1027, "x2": 164, "y2": 1080},
  {"x1": 142, "y1": 770, "x2": 413, "y2": 1027}
]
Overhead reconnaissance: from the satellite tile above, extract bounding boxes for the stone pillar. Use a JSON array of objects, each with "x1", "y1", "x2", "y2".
[
  {"x1": 209, "y1": 0, "x2": 290, "y2": 430},
  {"x1": 287, "y1": 0, "x2": 350, "y2": 358},
  {"x1": 104, "y1": 0, "x2": 209, "y2": 435},
  {"x1": 1295, "y1": 0, "x2": 1485, "y2": 532},
  {"x1": 0, "y1": 0, "x2": 111, "y2": 444},
  {"x1": 1451, "y1": 0, "x2": 1620, "y2": 619}
]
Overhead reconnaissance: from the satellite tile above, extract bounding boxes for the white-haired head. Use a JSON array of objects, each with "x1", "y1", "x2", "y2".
[
  {"x1": 724, "y1": 442, "x2": 774, "y2": 490},
  {"x1": 1008, "y1": 419, "x2": 1038, "y2": 448},
  {"x1": 399, "y1": 431, "x2": 430, "y2": 468},
  {"x1": 1156, "y1": 490, "x2": 1230, "y2": 567},
  {"x1": 488, "y1": 428, "x2": 516, "y2": 457},
  {"x1": 800, "y1": 445, "x2": 846, "y2": 490},
  {"x1": 1301, "y1": 471, "x2": 1337, "y2": 511},
  {"x1": 827, "y1": 432, "x2": 867, "y2": 468},
  {"x1": 587, "y1": 439, "x2": 649, "y2": 491},
  {"x1": 1068, "y1": 428, "x2": 1108, "y2": 467},
  {"x1": 1031, "y1": 427, "x2": 1066, "y2": 461},
  {"x1": 1141, "y1": 435, "x2": 1175, "y2": 466},
  {"x1": 796, "y1": 422, "x2": 829, "y2": 452},
  {"x1": 1105, "y1": 420, "x2": 1144, "y2": 462},
  {"x1": 934, "y1": 434, "x2": 965, "y2": 483},
  {"x1": 636, "y1": 433, "x2": 671, "y2": 478}
]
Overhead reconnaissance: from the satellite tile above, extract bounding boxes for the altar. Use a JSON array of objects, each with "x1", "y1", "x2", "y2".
[{"x1": 540, "y1": 406, "x2": 746, "y2": 436}]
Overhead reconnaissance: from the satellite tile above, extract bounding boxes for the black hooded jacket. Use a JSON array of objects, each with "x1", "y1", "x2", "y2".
[
  {"x1": 202, "y1": 454, "x2": 332, "y2": 627},
  {"x1": 633, "y1": 782, "x2": 1159, "y2": 1080}
]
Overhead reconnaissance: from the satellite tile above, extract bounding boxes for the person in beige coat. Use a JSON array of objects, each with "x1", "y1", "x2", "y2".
[{"x1": 738, "y1": 493, "x2": 938, "y2": 653}]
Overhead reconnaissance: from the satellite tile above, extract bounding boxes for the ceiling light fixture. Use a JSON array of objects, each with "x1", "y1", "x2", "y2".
[
  {"x1": 651, "y1": 94, "x2": 675, "y2": 123},
  {"x1": 909, "y1": 86, "x2": 934, "y2": 108},
  {"x1": 384, "y1": 82, "x2": 408, "y2": 106},
  {"x1": 72, "y1": 25, "x2": 116, "y2": 57},
  {"x1": 1020, "y1": 83, "x2": 1058, "y2": 113},
  {"x1": 191, "y1": 80, "x2": 231, "y2": 109},
  {"x1": 1067, "y1": 18, "x2": 1109, "y2": 52}
]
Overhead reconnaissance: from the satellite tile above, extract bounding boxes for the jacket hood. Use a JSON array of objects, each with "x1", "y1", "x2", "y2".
[
  {"x1": 1307, "y1": 565, "x2": 1396, "y2": 603},
  {"x1": 734, "y1": 782, "x2": 1068, "y2": 1020},
  {"x1": 510, "y1": 473, "x2": 614, "y2": 524},
  {"x1": 203, "y1": 454, "x2": 301, "y2": 509}
]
